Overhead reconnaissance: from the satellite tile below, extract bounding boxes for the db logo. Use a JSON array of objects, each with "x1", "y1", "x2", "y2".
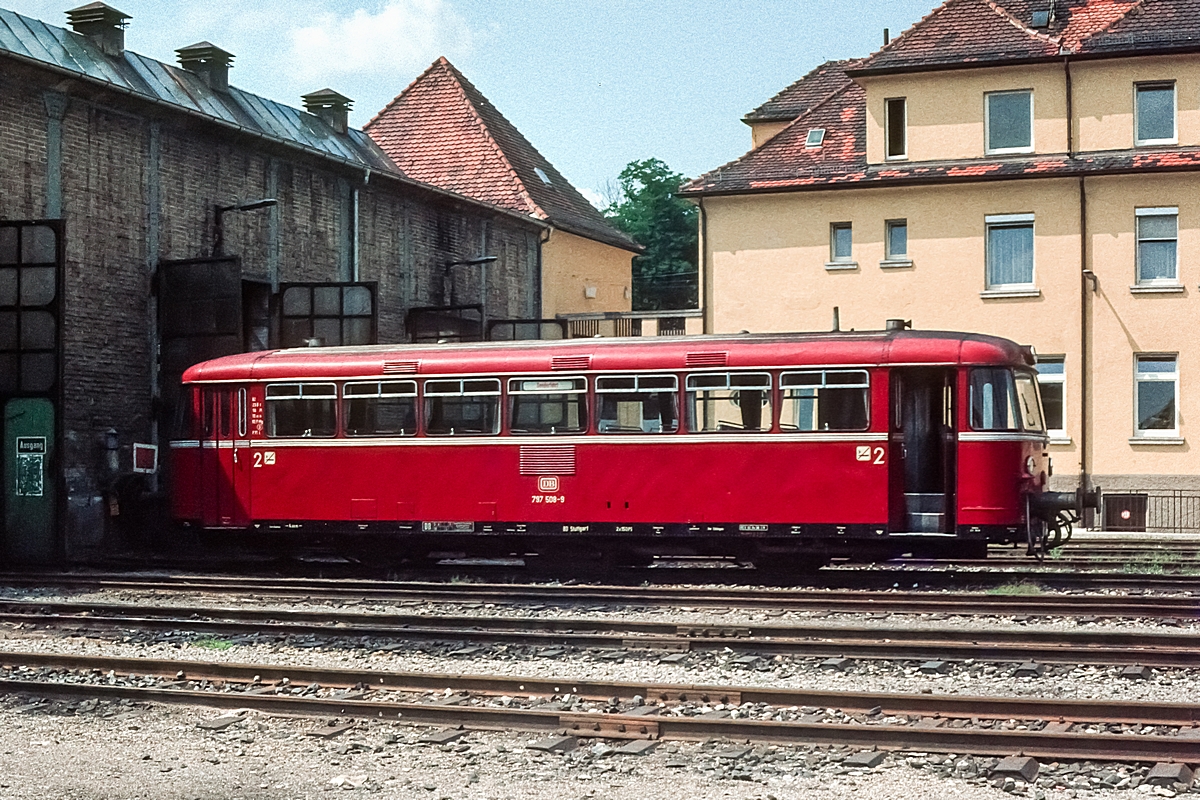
[{"x1": 538, "y1": 476, "x2": 560, "y2": 493}]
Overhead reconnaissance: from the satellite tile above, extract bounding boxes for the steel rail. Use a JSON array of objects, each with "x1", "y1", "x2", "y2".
[
  {"x1": 0, "y1": 651, "x2": 1197, "y2": 762},
  {"x1": 2, "y1": 573, "x2": 1198, "y2": 618},
  {"x1": 5, "y1": 600, "x2": 1200, "y2": 667}
]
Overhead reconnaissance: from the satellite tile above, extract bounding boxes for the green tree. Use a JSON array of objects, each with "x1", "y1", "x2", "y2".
[{"x1": 604, "y1": 158, "x2": 698, "y2": 311}]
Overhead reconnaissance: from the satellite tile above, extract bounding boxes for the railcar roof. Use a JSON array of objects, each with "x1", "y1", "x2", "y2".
[{"x1": 182, "y1": 330, "x2": 1032, "y2": 383}]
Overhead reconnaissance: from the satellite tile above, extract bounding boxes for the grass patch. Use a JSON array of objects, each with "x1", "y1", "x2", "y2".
[
  {"x1": 192, "y1": 637, "x2": 235, "y2": 650},
  {"x1": 987, "y1": 581, "x2": 1044, "y2": 596}
]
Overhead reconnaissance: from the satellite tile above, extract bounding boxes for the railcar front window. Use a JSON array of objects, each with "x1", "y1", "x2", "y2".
[
  {"x1": 1014, "y1": 372, "x2": 1046, "y2": 432},
  {"x1": 969, "y1": 369, "x2": 1020, "y2": 431},
  {"x1": 780, "y1": 370, "x2": 869, "y2": 431},
  {"x1": 686, "y1": 372, "x2": 772, "y2": 433},
  {"x1": 265, "y1": 383, "x2": 337, "y2": 438},
  {"x1": 424, "y1": 378, "x2": 500, "y2": 435},
  {"x1": 596, "y1": 374, "x2": 679, "y2": 433},
  {"x1": 508, "y1": 377, "x2": 587, "y2": 434},
  {"x1": 344, "y1": 381, "x2": 417, "y2": 437}
]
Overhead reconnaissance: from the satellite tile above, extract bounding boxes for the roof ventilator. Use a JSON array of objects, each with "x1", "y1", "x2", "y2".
[
  {"x1": 550, "y1": 355, "x2": 591, "y2": 370},
  {"x1": 176, "y1": 42, "x2": 235, "y2": 92},
  {"x1": 302, "y1": 89, "x2": 353, "y2": 135},
  {"x1": 66, "y1": 2, "x2": 130, "y2": 57},
  {"x1": 885, "y1": 319, "x2": 912, "y2": 332},
  {"x1": 382, "y1": 360, "x2": 420, "y2": 374}
]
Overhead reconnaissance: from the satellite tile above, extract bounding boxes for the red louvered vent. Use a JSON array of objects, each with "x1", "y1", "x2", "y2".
[
  {"x1": 550, "y1": 355, "x2": 591, "y2": 370},
  {"x1": 382, "y1": 360, "x2": 420, "y2": 374},
  {"x1": 519, "y1": 445, "x2": 576, "y2": 476},
  {"x1": 685, "y1": 351, "x2": 728, "y2": 367}
]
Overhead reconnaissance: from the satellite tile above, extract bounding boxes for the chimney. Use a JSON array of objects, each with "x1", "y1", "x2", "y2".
[
  {"x1": 66, "y1": 2, "x2": 130, "y2": 58},
  {"x1": 176, "y1": 42, "x2": 235, "y2": 92},
  {"x1": 302, "y1": 89, "x2": 353, "y2": 134}
]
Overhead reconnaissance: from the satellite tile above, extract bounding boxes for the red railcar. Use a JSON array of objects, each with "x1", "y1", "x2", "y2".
[{"x1": 169, "y1": 329, "x2": 1091, "y2": 566}]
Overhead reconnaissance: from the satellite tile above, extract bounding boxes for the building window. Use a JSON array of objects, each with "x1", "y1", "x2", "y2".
[
  {"x1": 986, "y1": 90, "x2": 1033, "y2": 153},
  {"x1": 1135, "y1": 82, "x2": 1176, "y2": 145},
  {"x1": 885, "y1": 98, "x2": 906, "y2": 159},
  {"x1": 1136, "y1": 207, "x2": 1178, "y2": 285},
  {"x1": 985, "y1": 214, "x2": 1034, "y2": 289},
  {"x1": 830, "y1": 222, "x2": 853, "y2": 263},
  {"x1": 1035, "y1": 357, "x2": 1066, "y2": 439},
  {"x1": 1135, "y1": 355, "x2": 1178, "y2": 437},
  {"x1": 885, "y1": 219, "x2": 908, "y2": 260}
]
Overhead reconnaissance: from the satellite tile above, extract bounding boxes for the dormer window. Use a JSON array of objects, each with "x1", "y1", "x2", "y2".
[{"x1": 805, "y1": 128, "x2": 826, "y2": 148}]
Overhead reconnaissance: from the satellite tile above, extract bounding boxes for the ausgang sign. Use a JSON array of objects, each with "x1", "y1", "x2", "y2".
[{"x1": 15, "y1": 436, "x2": 46, "y2": 497}]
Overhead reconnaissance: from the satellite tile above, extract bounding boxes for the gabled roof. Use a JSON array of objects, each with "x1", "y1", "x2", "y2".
[
  {"x1": 0, "y1": 7, "x2": 393, "y2": 171},
  {"x1": 682, "y1": 76, "x2": 1200, "y2": 196},
  {"x1": 743, "y1": 58, "x2": 866, "y2": 123},
  {"x1": 366, "y1": 57, "x2": 640, "y2": 254},
  {"x1": 853, "y1": 0, "x2": 1179, "y2": 74}
]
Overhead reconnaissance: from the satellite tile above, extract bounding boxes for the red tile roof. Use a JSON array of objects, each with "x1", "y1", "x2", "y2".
[
  {"x1": 683, "y1": 0, "x2": 1200, "y2": 198},
  {"x1": 366, "y1": 57, "x2": 639, "y2": 253},
  {"x1": 855, "y1": 0, "x2": 1194, "y2": 74},
  {"x1": 682, "y1": 79, "x2": 1200, "y2": 196},
  {"x1": 743, "y1": 59, "x2": 866, "y2": 123}
]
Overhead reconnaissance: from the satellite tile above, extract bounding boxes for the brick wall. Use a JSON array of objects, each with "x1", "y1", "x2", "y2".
[{"x1": 0, "y1": 60, "x2": 544, "y2": 560}]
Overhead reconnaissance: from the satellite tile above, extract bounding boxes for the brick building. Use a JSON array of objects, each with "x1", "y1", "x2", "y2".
[{"x1": 0, "y1": 3, "x2": 549, "y2": 562}]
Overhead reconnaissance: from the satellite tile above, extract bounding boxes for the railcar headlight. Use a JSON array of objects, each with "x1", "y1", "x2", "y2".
[{"x1": 1025, "y1": 456, "x2": 1036, "y2": 475}]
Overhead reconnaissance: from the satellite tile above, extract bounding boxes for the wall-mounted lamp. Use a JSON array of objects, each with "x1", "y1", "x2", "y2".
[{"x1": 213, "y1": 197, "x2": 278, "y2": 257}]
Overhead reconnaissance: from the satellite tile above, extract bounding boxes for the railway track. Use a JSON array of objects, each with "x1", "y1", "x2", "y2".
[
  {"x1": 5, "y1": 599, "x2": 1200, "y2": 668},
  {"x1": 3, "y1": 572, "x2": 1200, "y2": 618},
  {"x1": 0, "y1": 650, "x2": 1196, "y2": 764}
]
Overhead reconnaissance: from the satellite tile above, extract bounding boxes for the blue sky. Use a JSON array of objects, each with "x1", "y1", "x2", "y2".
[{"x1": 8, "y1": 0, "x2": 935, "y2": 203}]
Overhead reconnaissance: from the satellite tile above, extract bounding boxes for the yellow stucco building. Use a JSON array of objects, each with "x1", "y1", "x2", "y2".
[{"x1": 683, "y1": 0, "x2": 1200, "y2": 519}]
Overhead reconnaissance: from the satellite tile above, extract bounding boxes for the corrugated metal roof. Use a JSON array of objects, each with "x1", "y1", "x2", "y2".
[{"x1": 0, "y1": 6, "x2": 395, "y2": 172}]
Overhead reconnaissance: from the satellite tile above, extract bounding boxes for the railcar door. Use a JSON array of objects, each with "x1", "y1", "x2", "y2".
[
  {"x1": 199, "y1": 387, "x2": 250, "y2": 528},
  {"x1": 889, "y1": 369, "x2": 956, "y2": 533}
]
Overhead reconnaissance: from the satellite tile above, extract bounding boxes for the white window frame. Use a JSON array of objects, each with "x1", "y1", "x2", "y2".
[
  {"x1": 826, "y1": 221, "x2": 855, "y2": 270},
  {"x1": 884, "y1": 218, "x2": 909, "y2": 262},
  {"x1": 985, "y1": 89, "x2": 1034, "y2": 155},
  {"x1": 1133, "y1": 354, "x2": 1179, "y2": 439},
  {"x1": 805, "y1": 128, "x2": 826, "y2": 148},
  {"x1": 1134, "y1": 206, "x2": 1179, "y2": 287},
  {"x1": 1035, "y1": 356, "x2": 1067, "y2": 442},
  {"x1": 885, "y1": 97, "x2": 907, "y2": 160},
  {"x1": 1134, "y1": 81, "x2": 1177, "y2": 146},
  {"x1": 984, "y1": 213, "x2": 1036, "y2": 292}
]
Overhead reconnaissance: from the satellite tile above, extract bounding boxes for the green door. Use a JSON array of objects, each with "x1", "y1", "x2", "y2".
[{"x1": 4, "y1": 397, "x2": 56, "y2": 564}]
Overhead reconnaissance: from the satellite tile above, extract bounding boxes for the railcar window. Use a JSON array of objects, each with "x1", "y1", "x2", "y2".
[
  {"x1": 237, "y1": 388, "x2": 247, "y2": 438},
  {"x1": 508, "y1": 377, "x2": 587, "y2": 434},
  {"x1": 174, "y1": 387, "x2": 197, "y2": 440},
  {"x1": 686, "y1": 373, "x2": 772, "y2": 433},
  {"x1": 344, "y1": 381, "x2": 417, "y2": 437},
  {"x1": 969, "y1": 369, "x2": 1021, "y2": 431},
  {"x1": 424, "y1": 378, "x2": 500, "y2": 435},
  {"x1": 1014, "y1": 372, "x2": 1045, "y2": 432},
  {"x1": 596, "y1": 374, "x2": 679, "y2": 433},
  {"x1": 780, "y1": 370, "x2": 869, "y2": 431},
  {"x1": 265, "y1": 383, "x2": 337, "y2": 438}
]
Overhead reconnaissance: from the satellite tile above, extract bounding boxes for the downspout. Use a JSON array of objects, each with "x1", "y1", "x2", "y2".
[
  {"x1": 537, "y1": 228, "x2": 550, "y2": 319},
  {"x1": 1079, "y1": 176, "x2": 1091, "y2": 497},
  {"x1": 698, "y1": 197, "x2": 710, "y2": 333},
  {"x1": 1067, "y1": 55, "x2": 1093, "y2": 498}
]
